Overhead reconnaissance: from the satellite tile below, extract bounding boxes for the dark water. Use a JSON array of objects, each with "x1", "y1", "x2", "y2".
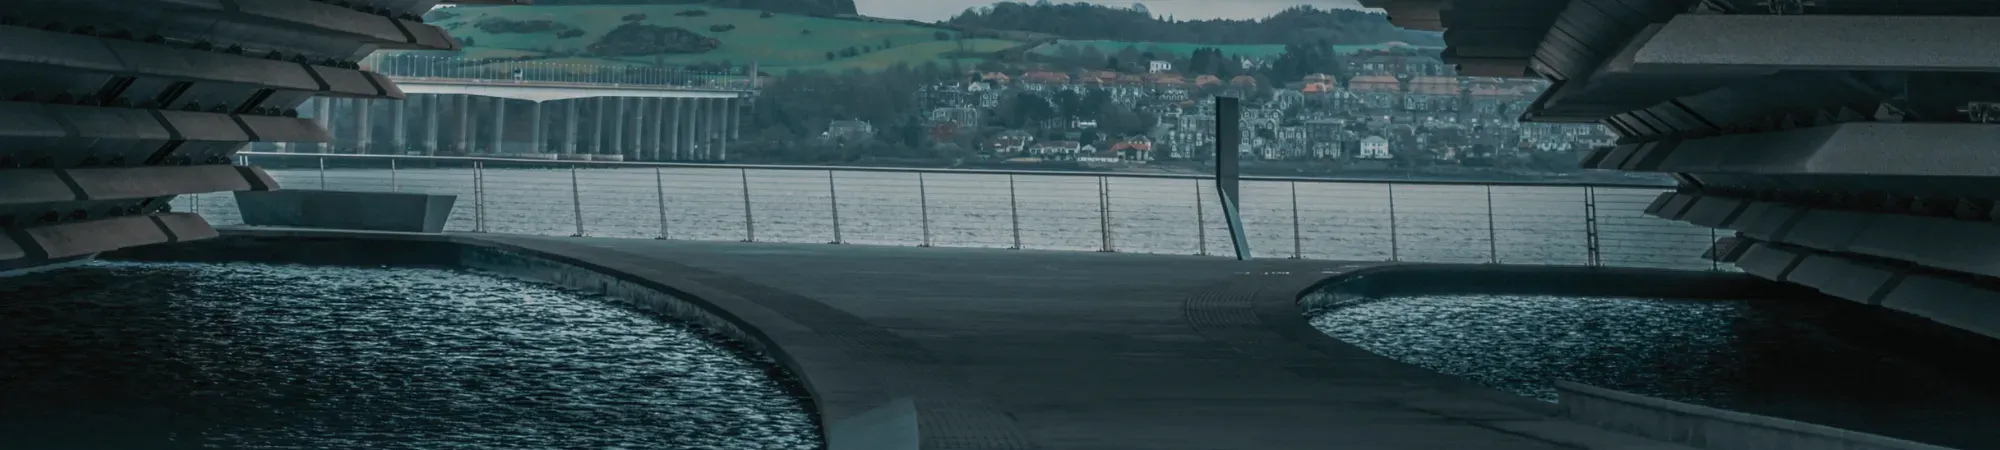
[
  {"x1": 1311, "y1": 294, "x2": 2000, "y2": 449},
  {"x1": 0, "y1": 262, "x2": 820, "y2": 450}
]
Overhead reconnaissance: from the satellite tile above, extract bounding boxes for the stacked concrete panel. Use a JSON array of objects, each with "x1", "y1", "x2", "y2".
[
  {"x1": 1371, "y1": 0, "x2": 2000, "y2": 338},
  {"x1": 0, "y1": 0, "x2": 502, "y2": 272}
]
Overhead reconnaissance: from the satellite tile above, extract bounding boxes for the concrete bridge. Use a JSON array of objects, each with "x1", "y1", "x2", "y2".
[{"x1": 289, "y1": 54, "x2": 758, "y2": 162}]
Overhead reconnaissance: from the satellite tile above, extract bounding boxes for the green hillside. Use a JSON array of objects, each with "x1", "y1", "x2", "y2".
[
  {"x1": 424, "y1": 5, "x2": 1022, "y2": 73},
  {"x1": 1032, "y1": 39, "x2": 1438, "y2": 60}
]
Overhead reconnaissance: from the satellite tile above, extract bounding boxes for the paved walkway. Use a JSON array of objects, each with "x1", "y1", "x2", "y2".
[{"x1": 450, "y1": 234, "x2": 1684, "y2": 450}]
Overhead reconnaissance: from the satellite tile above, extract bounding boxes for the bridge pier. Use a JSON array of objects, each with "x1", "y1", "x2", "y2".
[
  {"x1": 628, "y1": 97, "x2": 645, "y2": 161},
  {"x1": 593, "y1": 97, "x2": 609, "y2": 158},
  {"x1": 355, "y1": 99, "x2": 373, "y2": 154},
  {"x1": 667, "y1": 98, "x2": 683, "y2": 160},
  {"x1": 423, "y1": 95, "x2": 441, "y2": 156},
  {"x1": 489, "y1": 97, "x2": 506, "y2": 155},
  {"x1": 610, "y1": 97, "x2": 627, "y2": 161},
  {"x1": 528, "y1": 101, "x2": 545, "y2": 156},
  {"x1": 455, "y1": 95, "x2": 473, "y2": 156},
  {"x1": 390, "y1": 97, "x2": 407, "y2": 155},
  {"x1": 719, "y1": 98, "x2": 731, "y2": 161},
  {"x1": 314, "y1": 97, "x2": 334, "y2": 154},
  {"x1": 651, "y1": 98, "x2": 668, "y2": 161},
  {"x1": 564, "y1": 100, "x2": 579, "y2": 157}
]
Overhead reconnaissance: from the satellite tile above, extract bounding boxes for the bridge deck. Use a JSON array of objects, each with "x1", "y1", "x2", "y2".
[{"x1": 457, "y1": 234, "x2": 1684, "y2": 450}]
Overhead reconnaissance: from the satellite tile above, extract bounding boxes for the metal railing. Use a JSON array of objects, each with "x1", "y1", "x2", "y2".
[
  {"x1": 180, "y1": 153, "x2": 1724, "y2": 271},
  {"x1": 361, "y1": 53, "x2": 756, "y2": 91}
]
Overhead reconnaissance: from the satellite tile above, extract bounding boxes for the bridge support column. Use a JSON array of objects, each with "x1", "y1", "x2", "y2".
[
  {"x1": 390, "y1": 97, "x2": 408, "y2": 155},
  {"x1": 490, "y1": 97, "x2": 506, "y2": 155},
  {"x1": 564, "y1": 100, "x2": 579, "y2": 156},
  {"x1": 356, "y1": 99, "x2": 374, "y2": 154},
  {"x1": 424, "y1": 94, "x2": 441, "y2": 156},
  {"x1": 666, "y1": 98, "x2": 682, "y2": 160},
  {"x1": 637, "y1": 98, "x2": 655, "y2": 161},
  {"x1": 728, "y1": 97, "x2": 744, "y2": 161},
  {"x1": 705, "y1": 98, "x2": 720, "y2": 161},
  {"x1": 455, "y1": 95, "x2": 472, "y2": 155},
  {"x1": 627, "y1": 97, "x2": 645, "y2": 161},
  {"x1": 593, "y1": 97, "x2": 608, "y2": 157},
  {"x1": 610, "y1": 97, "x2": 626, "y2": 160},
  {"x1": 528, "y1": 101, "x2": 545, "y2": 156},
  {"x1": 314, "y1": 97, "x2": 333, "y2": 154},
  {"x1": 651, "y1": 98, "x2": 667, "y2": 161},
  {"x1": 686, "y1": 98, "x2": 700, "y2": 160}
]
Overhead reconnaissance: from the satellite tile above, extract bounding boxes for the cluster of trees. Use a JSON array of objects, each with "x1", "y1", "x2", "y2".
[
  {"x1": 948, "y1": 3, "x2": 1443, "y2": 46},
  {"x1": 529, "y1": 0, "x2": 858, "y2": 16}
]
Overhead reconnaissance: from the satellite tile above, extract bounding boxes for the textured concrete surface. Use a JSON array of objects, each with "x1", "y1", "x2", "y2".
[{"x1": 453, "y1": 234, "x2": 1689, "y2": 450}]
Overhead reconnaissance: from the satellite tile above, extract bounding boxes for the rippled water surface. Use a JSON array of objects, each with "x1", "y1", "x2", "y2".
[
  {"x1": 0, "y1": 262, "x2": 819, "y2": 450},
  {"x1": 1312, "y1": 294, "x2": 2000, "y2": 448}
]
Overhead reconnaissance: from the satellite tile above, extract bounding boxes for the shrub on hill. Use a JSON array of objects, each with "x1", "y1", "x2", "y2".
[
  {"x1": 587, "y1": 23, "x2": 719, "y2": 56},
  {"x1": 622, "y1": 13, "x2": 647, "y2": 21},
  {"x1": 475, "y1": 18, "x2": 573, "y2": 34}
]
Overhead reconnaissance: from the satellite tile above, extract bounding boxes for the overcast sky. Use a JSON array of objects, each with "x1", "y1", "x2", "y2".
[{"x1": 851, "y1": 0, "x2": 1372, "y2": 22}]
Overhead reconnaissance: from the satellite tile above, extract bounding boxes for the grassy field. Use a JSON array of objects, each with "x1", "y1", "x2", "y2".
[
  {"x1": 424, "y1": 5, "x2": 1021, "y2": 73},
  {"x1": 1030, "y1": 39, "x2": 1439, "y2": 60}
]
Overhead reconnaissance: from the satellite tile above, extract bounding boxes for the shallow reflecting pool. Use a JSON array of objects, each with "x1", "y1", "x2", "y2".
[
  {"x1": 1311, "y1": 293, "x2": 2000, "y2": 449},
  {"x1": 0, "y1": 261, "x2": 820, "y2": 450}
]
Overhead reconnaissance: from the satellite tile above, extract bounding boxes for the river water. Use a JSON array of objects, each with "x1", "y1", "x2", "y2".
[
  {"x1": 173, "y1": 167, "x2": 1718, "y2": 270},
  {"x1": 1313, "y1": 293, "x2": 2000, "y2": 449},
  {"x1": 0, "y1": 262, "x2": 820, "y2": 450}
]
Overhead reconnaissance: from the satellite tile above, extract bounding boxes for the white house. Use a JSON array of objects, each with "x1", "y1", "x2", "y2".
[
  {"x1": 1148, "y1": 60, "x2": 1173, "y2": 73},
  {"x1": 1359, "y1": 136, "x2": 1392, "y2": 159}
]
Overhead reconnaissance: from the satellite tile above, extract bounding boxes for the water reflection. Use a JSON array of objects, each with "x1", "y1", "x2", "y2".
[
  {"x1": 1311, "y1": 293, "x2": 2000, "y2": 449},
  {"x1": 0, "y1": 262, "x2": 819, "y2": 450}
]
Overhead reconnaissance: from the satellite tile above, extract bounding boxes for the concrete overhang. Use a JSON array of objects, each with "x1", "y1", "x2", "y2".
[{"x1": 391, "y1": 79, "x2": 752, "y2": 102}]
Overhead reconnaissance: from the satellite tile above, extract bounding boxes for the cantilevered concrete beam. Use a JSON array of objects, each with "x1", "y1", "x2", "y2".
[
  {"x1": 394, "y1": 79, "x2": 748, "y2": 102},
  {"x1": 1632, "y1": 14, "x2": 2000, "y2": 73},
  {"x1": 1640, "y1": 123, "x2": 2000, "y2": 177}
]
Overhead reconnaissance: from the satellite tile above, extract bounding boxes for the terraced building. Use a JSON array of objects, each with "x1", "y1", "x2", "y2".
[
  {"x1": 0, "y1": 0, "x2": 520, "y2": 272},
  {"x1": 1368, "y1": 0, "x2": 2000, "y2": 337}
]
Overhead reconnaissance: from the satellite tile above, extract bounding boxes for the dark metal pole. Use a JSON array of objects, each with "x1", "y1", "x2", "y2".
[{"x1": 1215, "y1": 96, "x2": 1251, "y2": 260}]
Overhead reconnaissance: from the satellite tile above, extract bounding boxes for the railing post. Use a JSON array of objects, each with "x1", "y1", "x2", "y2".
[
  {"x1": 1195, "y1": 179, "x2": 1207, "y2": 256},
  {"x1": 740, "y1": 168, "x2": 755, "y2": 242},
  {"x1": 1585, "y1": 186, "x2": 1601, "y2": 267},
  {"x1": 1098, "y1": 177, "x2": 1113, "y2": 252},
  {"x1": 1290, "y1": 181, "x2": 1302, "y2": 259},
  {"x1": 1387, "y1": 183, "x2": 1400, "y2": 262},
  {"x1": 389, "y1": 157, "x2": 399, "y2": 192},
  {"x1": 655, "y1": 168, "x2": 670, "y2": 240},
  {"x1": 473, "y1": 161, "x2": 485, "y2": 233},
  {"x1": 318, "y1": 156, "x2": 327, "y2": 189},
  {"x1": 918, "y1": 173, "x2": 932, "y2": 247},
  {"x1": 1486, "y1": 185, "x2": 1498, "y2": 264},
  {"x1": 828, "y1": 170, "x2": 843, "y2": 244},
  {"x1": 570, "y1": 166, "x2": 585, "y2": 237},
  {"x1": 1008, "y1": 174, "x2": 1021, "y2": 250}
]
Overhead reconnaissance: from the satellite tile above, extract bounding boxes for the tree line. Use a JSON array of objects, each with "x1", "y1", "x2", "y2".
[{"x1": 947, "y1": 3, "x2": 1443, "y2": 47}]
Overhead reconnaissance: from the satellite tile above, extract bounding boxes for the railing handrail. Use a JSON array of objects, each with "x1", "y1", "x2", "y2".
[{"x1": 235, "y1": 152, "x2": 1676, "y2": 189}]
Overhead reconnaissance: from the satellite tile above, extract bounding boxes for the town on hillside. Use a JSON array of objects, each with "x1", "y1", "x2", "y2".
[{"x1": 817, "y1": 48, "x2": 1618, "y2": 179}]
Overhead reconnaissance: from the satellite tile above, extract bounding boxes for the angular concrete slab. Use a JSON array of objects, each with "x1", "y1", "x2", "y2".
[
  {"x1": 1643, "y1": 191, "x2": 1678, "y2": 216},
  {"x1": 20, "y1": 215, "x2": 172, "y2": 259},
  {"x1": 1816, "y1": 260, "x2": 1905, "y2": 306},
  {"x1": 0, "y1": 170, "x2": 80, "y2": 205},
  {"x1": 1650, "y1": 192, "x2": 1699, "y2": 220},
  {"x1": 1847, "y1": 214, "x2": 2000, "y2": 279},
  {"x1": 1778, "y1": 209, "x2": 1875, "y2": 253},
  {"x1": 1635, "y1": 14, "x2": 2000, "y2": 73},
  {"x1": 1734, "y1": 201, "x2": 1808, "y2": 242},
  {"x1": 1735, "y1": 242, "x2": 1807, "y2": 282},
  {"x1": 1655, "y1": 123, "x2": 2000, "y2": 177},
  {"x1": 237, "y1": 166, "x2": 282, "y2": 192},
  {"x1": 1680, "y1": 195, "x2": 1750, "y2": 229},
  {"x1": 0, "y1": 234, "x2": 22, "y2": 261},
  {"x1": 1881, "y1": 275, "x2": 2000, "y2": 340},
  {"x1": 64, "y1": 165, "x2": 253, "y2": 202},
  {"x1": 151, "y1": 212, "x2": 219, "y2": 243},
  {"x1": 237, "y1": 115, "x2": 333, "y2": 143},
  {"x1": 236, "y1": 190, "x2": 457, "y2": 233},
  {"x1": 1785, "y1": 253, "x2": 1847, "y2": 291}
]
